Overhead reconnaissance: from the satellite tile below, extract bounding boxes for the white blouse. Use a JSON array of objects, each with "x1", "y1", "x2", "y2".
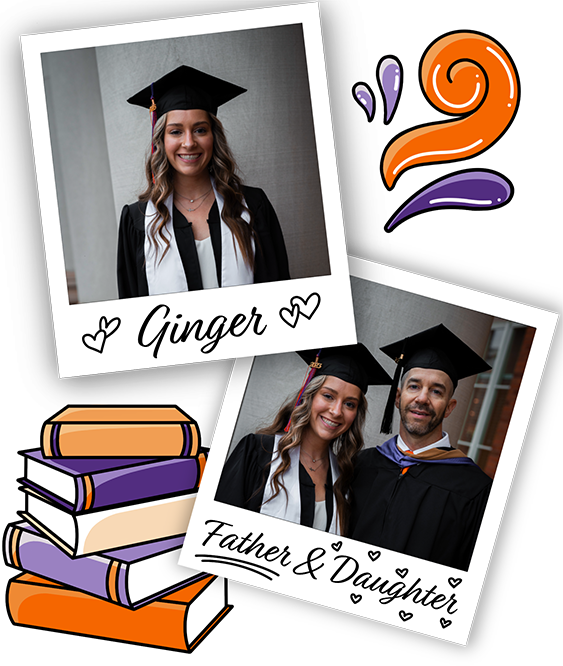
[
  {"x1": 194, "y1": 236, "x2": 219, "y2": 289},
  {"x1": 313, "y1": 500, "x2": 328, "y2": 531}
]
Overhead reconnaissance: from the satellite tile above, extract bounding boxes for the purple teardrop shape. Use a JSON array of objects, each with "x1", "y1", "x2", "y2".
[
  {"x1": 377, "y1": 56, "x2": 403, "y2": 124},
  {"x1": 352, "y1": 82, "x2": 376, "y2": 123}
]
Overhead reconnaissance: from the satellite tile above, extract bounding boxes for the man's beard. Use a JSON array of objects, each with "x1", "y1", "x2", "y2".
[{"x1": 399, "y1": 401, "x2": 445, "y2": 438}]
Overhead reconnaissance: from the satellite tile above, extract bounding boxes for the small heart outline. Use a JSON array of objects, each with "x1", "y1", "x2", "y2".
[
  {"x1": 395, "y1": 568, "x2": 409, "y2": 579},
  {"x1": 82, "y1": 330, "x2": 107, "y2": 354},
  {"x1": 350, "y1": 594, "x2": 362, "y2": 605},
  {"x1": 331, "y1": 541, "x2": 343, "y2": 552},
  {"x1": 368, "y1": 550, "x2": 381, "y2": 562},
  {"x1": 399, "y1": 610, "x2": 413, "y2": 622},
  {"x1": 290, "y1": 293, "x2": 321, "y2": 320},
  {"x1": 82, "y1": 315, "x2": 122, "y2": 354},
  {"x1": 279, "y1": 293, "x2": 321, "y2": 328},
  {"x1": 279, "y1": 303, "x2": 300, "y2": 328},
  {"x1": 440, "y1": 618, "x2": 452, "y2": 629},
  {"x1": 99, "y1": 316, "x2": 121, "y2": 337},
  {"x1": 448, "y1": 577, "x2": 462, "y2": 588}
]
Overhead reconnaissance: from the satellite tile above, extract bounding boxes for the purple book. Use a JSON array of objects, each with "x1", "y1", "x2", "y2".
[
  {"x1": 19, "y1": 448, "x2": 207, "y2": 512},
  {"x1": 3, "y1": 520, "x2": 208, "y2": 609}
]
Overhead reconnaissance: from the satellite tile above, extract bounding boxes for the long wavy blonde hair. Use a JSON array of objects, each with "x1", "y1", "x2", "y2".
[
  {"x1": 257, "y1": 375, "x2": 368, "y2": 535},
  {"x1": 138, "y1": 111, "x2": 255, "y2": 269}
]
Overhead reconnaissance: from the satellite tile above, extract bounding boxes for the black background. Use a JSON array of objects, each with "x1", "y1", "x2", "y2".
[{"x1": 6, "y1": 1, "x2": 561, "y2": 663}]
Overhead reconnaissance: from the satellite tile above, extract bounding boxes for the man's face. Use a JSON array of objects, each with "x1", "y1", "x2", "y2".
[{"x1": 395, "y1": 368, "x2": 457, "y2": 440}]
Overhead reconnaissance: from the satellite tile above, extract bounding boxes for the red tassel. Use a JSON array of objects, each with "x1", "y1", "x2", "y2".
[
  {"x1": 150, "y1": 85, "x2": 157, "y2": 184},
  {"x1": 284, "y1": 351, "x2": 322, "y2": 432}
]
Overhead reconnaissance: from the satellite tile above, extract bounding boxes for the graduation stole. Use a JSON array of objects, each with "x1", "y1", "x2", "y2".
[
  {"x1": 143, "y1": 178, "x2": 254, "y2": 295},
  {"x1": 377, "y1": 436, "x2": 478, "y2": 469},
  {"x1": 260, "y1": 434, "x2": 341, "y2": 535}
]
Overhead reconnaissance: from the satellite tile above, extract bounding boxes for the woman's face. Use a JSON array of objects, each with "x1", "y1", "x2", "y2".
[
  {"x1": 164, "y1": 109, "x2": 214, "y2": 180},
  {"x1": 308, "y1": 376, "x2": 362, "y2": 443}
]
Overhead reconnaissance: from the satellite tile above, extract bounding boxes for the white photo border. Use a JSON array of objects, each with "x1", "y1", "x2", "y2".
[
  {"x1": 20, "y1": 3, "x2": 356, "y2": 377},
  {"x1": 179, "y1": 257, "x2": 559, "y2": 645}
]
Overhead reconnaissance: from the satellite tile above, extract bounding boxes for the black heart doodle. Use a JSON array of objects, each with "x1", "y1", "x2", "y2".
[
  {"x1": 399, "y1": 611, "x2": 413, "y2": 622},
  {"x1": 99, "y1": 316, "x2": 121, "y2": 337},
  {"x1": 395, "y1": 568, "x2": 408, "y2": 578},
  {"x1": 290, "y1": 293, "x2": 321, "y2": 320},
  {"x1": 279, "y1": 293, "x2": 321, "y2": 328},
  {"x1": 448, "y1": 577, "x2": 462, "y2": 588},
  {"x1": 368, "y1": 550, "x2": 381, "y2": 562},
  {"x1": 82, "y1": 316, "x2": 122, "y2": 354},
  {"x1": 350, "y1": 594, "x2": 362, "y2": 605},
  {"x1": 440, "y1": 618, "x2": 452, "y2": 629},
  {"x1": 279, "y1": 303, "x2": 300, "y2": 328},
  {"x1": 331, "y1": 541, "x2": 342, "y2": 552},
  {"x1": 82, "y1": 330, "x2": 107, "y2": 354}
]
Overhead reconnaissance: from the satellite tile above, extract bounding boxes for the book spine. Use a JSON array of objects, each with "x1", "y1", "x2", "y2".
[
  {"x1": 41, "y1": 422, "x2": 200, "y2": 458},
  {"x1": 4, "y1": 523, "x2": 209, "y2": 609},
  {"x1": 77, "y1": 494, "x2": 196, "y2": 556},
  {"x1": 184, "y1": 421, "x2": 201, "y2": 457},
  {"x1": 6, "y1": 574, "x2": 193, "y2": 651},
  {"x1": 20, "y1": 490, "x2": 197, "y2": 558},
  {"x1": 77, "y1": 473, "x2": 95, "y2": 511},
  {"x1": 3, "y1": 523, "x2": 113, "y2": 601},
  {"x1": 22, "y1": 453, "x2": 206, "y2": 512},
  {"x1": 41, "y1": 423, "x2": 58, "y2": 457},
  {"x1": 75, "y1": 453, "x2": 206, "y2": 512},
  {"x1": 106, "y1": 559, "x2": 127, "y2": 605}
]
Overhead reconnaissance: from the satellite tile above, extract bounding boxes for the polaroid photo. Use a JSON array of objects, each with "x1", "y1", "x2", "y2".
[
  {"x1": 180, "y1": 257, "x2": 558, "y2": 645},
  {"x1": 20, "y1": 3, "x2": 356, "y2": 378}
]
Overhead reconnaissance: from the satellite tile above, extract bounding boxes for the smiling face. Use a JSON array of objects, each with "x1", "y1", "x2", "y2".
[
  {"x1": 307, "y1": 376, "x2": 362, "y2": 444},
  {"x1": 396, "y1": 367, "x2": 457, "y2": 448},
  {"x1": 163, "y1": 109, "x2": 214, "y2": 180}
]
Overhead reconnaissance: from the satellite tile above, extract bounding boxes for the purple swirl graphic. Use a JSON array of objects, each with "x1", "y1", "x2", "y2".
[{"x1": 387, "y1": 171, "x2": 510, "y2": 229}]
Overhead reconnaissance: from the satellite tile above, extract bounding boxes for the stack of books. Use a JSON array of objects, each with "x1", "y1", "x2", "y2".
[{"x1": 3, "y1": 405, "x2": 233, "y2": 653}]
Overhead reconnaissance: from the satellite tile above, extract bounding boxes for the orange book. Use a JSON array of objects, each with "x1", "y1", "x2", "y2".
[
  {"x1": 7, "y1": 573, "x2": 233, "y2": 653},
  {"x1": 41, "y1": 405, "x2": 200, "y2": 458}
]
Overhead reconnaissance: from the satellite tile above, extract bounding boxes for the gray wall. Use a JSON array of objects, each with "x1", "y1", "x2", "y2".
[
  {"x1": 43, "y1": 24, "x2": 330, "y2": 304},
  {"x1": 42, "y1": 50, "x2": 118, "y2": 304},
  {"x1": 229, "y1": 277, "x2": 494, "y2": 455}
]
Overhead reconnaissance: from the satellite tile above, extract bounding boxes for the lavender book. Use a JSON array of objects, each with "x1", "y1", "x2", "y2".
[{"x1": 3, "y1": 520, "x2": 206, "y2": 609}]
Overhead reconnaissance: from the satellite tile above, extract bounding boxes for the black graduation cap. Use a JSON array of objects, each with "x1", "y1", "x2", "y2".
[
  {"x1": 127, "y1": 65, "x2": 247, "y2": 120},
  {"x1": 378, "y1": 323, "x2": 492, "y2": 434},
  {"x1": 283, "y1": 343, "x2": 391, "y2": 433},
  {"x1": 297, "y1": 343, "x2": 392, "y2": 395}
]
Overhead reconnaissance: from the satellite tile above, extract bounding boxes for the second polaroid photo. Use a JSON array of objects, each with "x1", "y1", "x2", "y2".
[{"x1": 180, "y1": 257, "x2": 558, "y2": 644}]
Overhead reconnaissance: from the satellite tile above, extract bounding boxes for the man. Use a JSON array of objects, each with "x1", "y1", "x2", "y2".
[{"x1": 349, "y1": 324, "x2": 493, "y2": 571}]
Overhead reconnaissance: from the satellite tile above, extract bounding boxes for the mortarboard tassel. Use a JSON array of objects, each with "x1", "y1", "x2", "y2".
[
  {"x1": 150, "y1": 83, "x2": 157, "y2": 184},
  {"x1": 380, "y1": 347, "x2": 405, "y2": 434},
  {"x1": 284, "y1": 350, "x2": 322, "y2": 433}
]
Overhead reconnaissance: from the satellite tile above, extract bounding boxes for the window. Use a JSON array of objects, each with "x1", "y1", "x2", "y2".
[{"x1": 457, "y1": 319, "x2": 534, "y2": 477}]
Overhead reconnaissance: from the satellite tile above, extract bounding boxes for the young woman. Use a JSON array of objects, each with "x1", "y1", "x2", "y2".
[
  {"x1": 118, "y1": 65, "x2": 290, "y2": 298},
  {"x1": 215, "y1": 344, "x2": 392, "y2": 535}
]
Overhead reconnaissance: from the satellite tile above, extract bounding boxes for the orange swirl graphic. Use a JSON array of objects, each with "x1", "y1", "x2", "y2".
[{"x1": 381, "y1": 31, "x2": 519, "y2": 190}]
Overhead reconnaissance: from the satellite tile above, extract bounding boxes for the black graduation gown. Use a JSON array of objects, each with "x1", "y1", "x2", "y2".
[
  {"x1": 117, "y1": 186, "x2": 290, "y2": 298},
  {"x1": 215, "y1": 434, "x2": 335, "y2": 531},
  {"x1": 348, "y1": 446, "x2": 492, "y2": 571}
]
